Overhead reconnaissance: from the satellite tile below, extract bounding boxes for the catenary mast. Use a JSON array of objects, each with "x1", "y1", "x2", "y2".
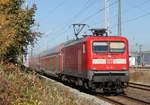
[
  {"x1": 104, "y1": 0, "x2": 110, "y2": 35},
  {"x1": 118, "y1": 0, "x2": 122, "y2": 36}
]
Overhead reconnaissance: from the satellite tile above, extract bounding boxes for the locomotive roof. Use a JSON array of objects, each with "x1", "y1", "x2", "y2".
[
  {"x1": 64, "y1": 36, "x2": 127, "y2": 47},
  {"x1": 40, "y1": 39, "x2": 75, "y2": 57},
  {"x1": 40, "y1": 36, "x2": 127, "y2": 57}
]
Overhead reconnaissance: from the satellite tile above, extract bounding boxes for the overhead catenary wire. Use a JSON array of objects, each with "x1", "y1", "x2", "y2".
[
  {"x1": 56, "y1": 0, "x2": 116, "y2": 32},
  {"x1": 40, "y1": 0, "x2": 150, "y2": 50},
  {"x1": 124, "y1": 11, "x2": 150, "y2": 24},
  {"x1": 32, "y1": 0, "x2": 94, "y2": 54},
  {"x1": 60, "y1": 1, "x2": 150, "y2": 41},
  {"x1": 49, "y1": 0, "x2": 69, "y2": 15},
  {"x1": 126, "y1": 0, "x2": 150, "y2": 12},
  {"x1": 46, "y1": 0, "x2": 150, "y2": 34},
  {"x1": 110, "y1": 11, "x2": 150, "y2": 34},
  {"x1": 91, "y1": 0, "x2": 150, "y2": 34},
  {"x1": 44, "y1": 0, "x2": 98, "y2": 38},
  {"x1": 79, "y1": 0, "x2": 118, "y2": 23},
  {"x1": 113, "y1": 0, "x2": 150, "y2": 26},
  {"x1": 70, "y1": 0, "x2": 98, "y2": 21},
  {"x1": 44, "y1": 1, "x2": 117, "y2": 44},
  {"x1": 45, "y1": 0, "x2": 118, "y2": 43},
  {"x1": 51, "y1": 0, "x2": 98, "y2": 30}
]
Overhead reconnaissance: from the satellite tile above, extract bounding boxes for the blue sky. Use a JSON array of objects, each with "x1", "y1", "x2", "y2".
[{"x1": 27, "y1": 0, "x2": 150, "y2": 55}]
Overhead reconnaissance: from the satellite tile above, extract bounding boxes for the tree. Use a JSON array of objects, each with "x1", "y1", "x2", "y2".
[{"x1": 0, "y1": 0, "x2": 40, "y2": 64}]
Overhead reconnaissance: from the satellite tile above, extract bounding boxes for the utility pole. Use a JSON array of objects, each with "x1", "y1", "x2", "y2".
[
  {"x1": 104, "y1": 0, "x2": 110, "y2": 35},
  {"x1": 118, "y1": 0, "x2": 122, "y2": 36},
  {"x1": 139, "y1": 44, "x2": 143, "y2": 66},
  {"x1": 31, "y1": 46, "x2": 33, "y2": 58}
]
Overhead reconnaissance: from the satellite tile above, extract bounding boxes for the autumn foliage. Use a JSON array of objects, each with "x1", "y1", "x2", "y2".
[
  {"x1": 0, "y1": 0, "x2": 11, "y2": 4},
  {"x1": 0, "y1": 67, "x2": 90, "y2": 105},
  {"x1": 0, "y1": 0, "x2": 40, "y2": 64}
]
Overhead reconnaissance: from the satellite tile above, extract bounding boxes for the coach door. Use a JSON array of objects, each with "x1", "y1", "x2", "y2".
[
  {"x1": 55, "y1": 55, "x2": 59, "y2": 73},
  {"x1": 78, "y1": 50, "x2": 82, "y2": 74},
  {"x1": 61, "y1": 53, "x2": 64, "y2": 72}
]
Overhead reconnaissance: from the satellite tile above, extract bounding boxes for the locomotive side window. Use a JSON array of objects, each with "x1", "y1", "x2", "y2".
[
  {"x1": 93, "y1": 42, "x2": 109, "y2": 53},
  {"x1": 110, "y1": 42, "x2": 125, "y2": 53}
]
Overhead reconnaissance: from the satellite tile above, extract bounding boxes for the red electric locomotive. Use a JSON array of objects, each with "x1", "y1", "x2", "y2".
[{"x1": 29, "y1": 29, "x2": 129, "y2": 93}]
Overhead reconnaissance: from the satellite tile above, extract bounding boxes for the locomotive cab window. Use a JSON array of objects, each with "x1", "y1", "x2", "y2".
[
  {"x1": 93, "y1": 42, "x2": 109, "y2": 53},
  {"x1": 93, "y1": 41, "x2": 125, "y2": 53},
  {"x1": 110, "y1": 42, "x2": 125, "y2": 53}
]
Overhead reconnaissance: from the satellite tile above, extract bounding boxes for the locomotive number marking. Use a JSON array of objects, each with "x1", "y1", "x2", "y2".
[{"x1": 107, "y1": 59, "x2": 113, "y2": 64}]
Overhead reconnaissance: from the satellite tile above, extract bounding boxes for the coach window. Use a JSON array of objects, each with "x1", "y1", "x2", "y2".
[
  {"x1": 93, "y1": 42, "x2": 109, "y2": 53},
  {"x1": 110, "y1": 42, "x2": 125, "y2": 53}
]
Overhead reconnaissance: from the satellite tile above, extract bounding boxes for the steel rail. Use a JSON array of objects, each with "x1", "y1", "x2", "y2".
[
  {"x1": 96, "y1": 96, "x2": 126, "y2": 105},
  {"x1": 121, "y1": 95, "x2": 150, "y2": 105},
  {"x1": 38, "y1": 74, "x2": 150, "y2": 105},
  {"x1": 129, "y1": 82, "x2": 150, "y2": 88},
  {"x1": 130, "y1": 66, "x2": 150, "y2": 70},
  {"x1": 97, "y1": 95, "x2": 150, "y2": 105},
  {"x1": 129, "y1": 82, "x2": 150, "y2": 92},
  {"x1": 129, "y1": 85, "x2": 150, "y2": 91}
]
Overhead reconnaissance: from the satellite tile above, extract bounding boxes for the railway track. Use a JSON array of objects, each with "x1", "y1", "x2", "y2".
[
  {"x1": 97, "y1": 96, "x2": 126, "y2": 105},
  {"x1": 99, "y1": 82, "x2": 150, "y2": 105},
  {"x1": 130, "y1": 66, "x2": 150, "y2": 70},
  {"x1": 38, "y1": 74, "x2": 150, "y2": 105},
  {"x1": 97, "y1": 95, "x2": 150, "y2": 105},
  {"x1": 129, "y1": 82, "x2": 150, "y2": 91}
]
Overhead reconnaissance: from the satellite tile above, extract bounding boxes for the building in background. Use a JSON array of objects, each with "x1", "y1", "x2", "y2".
[
  {"x1": 129, "y1": 56, "x2": 136, "y2": 66},
  {"x1": 142, "y1": 51, "x2": 150, "y2": 66},
  {"x1": 129, "y1": 51, "x2": 150, "y2": 66}
]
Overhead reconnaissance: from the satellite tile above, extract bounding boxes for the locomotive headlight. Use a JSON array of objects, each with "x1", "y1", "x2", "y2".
[
  {"x1": 122, "y1": 66, "x2": 126, "y2": 70},
  {"x1": 92, "y1": 67, "x2": 96, "y2": 70}
]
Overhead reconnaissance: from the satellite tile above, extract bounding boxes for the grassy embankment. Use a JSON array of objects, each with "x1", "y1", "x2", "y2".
[
  {"x1": 129, "y1": 69, "x2": 150, "y2": 85},
  {"x1": 0, "y1": 65, "x2": 95, "y2": 105}
]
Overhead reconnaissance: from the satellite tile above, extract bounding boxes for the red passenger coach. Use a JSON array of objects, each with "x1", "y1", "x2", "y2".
[{"x1": 29, "y1": 29, "x2": 129, "y2": 93}]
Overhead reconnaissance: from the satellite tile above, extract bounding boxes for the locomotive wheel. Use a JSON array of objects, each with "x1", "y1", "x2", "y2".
[
  {"x1": 116, "y1": 88, "x2": 124, "y2": 94},
  {"x1": 75, "y1": 79, "x2": 83, "y2": 86},
  {"x1": 84, "y1": 82, "x2": 88, "y2": 89},
  {"x1": 75, "y1": 80, "x2": 79, "y2": 86}
]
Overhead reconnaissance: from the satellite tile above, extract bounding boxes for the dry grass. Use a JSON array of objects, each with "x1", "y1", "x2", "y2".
[
  {"x1": 0, "y1": 65, "x2": 98, "y2": 105},
  {"x1": 129, "y1": 69, "x2": 150, "y2": 85}
]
